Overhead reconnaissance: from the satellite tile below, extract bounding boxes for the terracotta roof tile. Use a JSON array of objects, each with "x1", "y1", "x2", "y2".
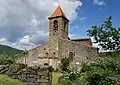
[
  {"x1": 71, "y1": 38, "x2": 91, "y2": 41},
  {"x1": 48, "y1": 6, "x2": 67, "y2": 19}
]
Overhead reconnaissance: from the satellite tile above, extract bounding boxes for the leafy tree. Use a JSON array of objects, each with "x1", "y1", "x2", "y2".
[{"x1": 87, "y1": 16, "x2": 120, "y2": 52}]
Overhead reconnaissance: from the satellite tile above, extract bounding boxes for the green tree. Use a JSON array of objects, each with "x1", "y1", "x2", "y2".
[{"x1": 87, "y1": 16, "x2": 120, "y2": 52}]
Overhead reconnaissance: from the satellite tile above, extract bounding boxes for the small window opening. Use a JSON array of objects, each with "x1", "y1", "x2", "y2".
[
  {"x1": 53, "y1": 52, "x2": 55, "y2": 55},
  {"x1": 46, "y1": 52, "x2": 48, "y2": 55},
  {"x1": 44, "y1": 63, "x2": 49, "y2": 66},
  {"x1": 69, "y1": 52, "x2": 74, "y2": 61}
]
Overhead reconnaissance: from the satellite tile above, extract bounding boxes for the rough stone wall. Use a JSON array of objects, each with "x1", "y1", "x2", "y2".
[
  {"x1": 17, "y1": 13, "x2": 98, "y2": 69},
  {"x1": 59, "y1": 39, "x2": 98, "y2": 63},
  {"x1": 49, "y1": 17, "x2": 68, "y2": 40},
  {"x1": 17, "y1": 43, "x2": 50, "y2": 66},
  {"x1": 72, "y1": 40, "x2": 92, "y2": 46},
  {"x1": 17, "y1": 42, "x2": 59, "y2": 68},
  {"x1": 17, "y1": 37, "x2": 98, "y2": 68},
  {"x1": 0, "y1": 64, "x2": 52, "y2": 85}
]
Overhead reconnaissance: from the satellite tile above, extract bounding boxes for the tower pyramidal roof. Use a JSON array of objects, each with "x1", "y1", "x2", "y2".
[{"x1": 48, "y1": 6, "x2": 69, "y2": 21}]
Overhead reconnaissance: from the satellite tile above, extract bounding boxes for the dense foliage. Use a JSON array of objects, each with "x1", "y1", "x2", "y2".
[
  {"x1": 0, "y1": 53, "x2": 15, "y2": 65},
  {"x1": 81, "y1": 58, "x2": 120, "y2": 85},
  {"x1": 59, "y1": 57, "x2": 120, "y2": 85},
  {"x1": 0, "y1": 49, "x2": 24, "y2": 65},
  {"x1": 87, "y1": 16, "x2": 120, "y2": 52},
  {"x1": 0, "y1": 44, "x2": 23, "y2": 65},
  {"x1": 0, "y1": 45, "x2": 24, "y2": 84},
  {"x1": 60, "y1": 57, "x2": 70, "y2": 72}
]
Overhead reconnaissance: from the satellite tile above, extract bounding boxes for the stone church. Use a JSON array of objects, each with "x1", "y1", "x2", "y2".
[{"x1": 18, "y1": 6, "x2": 98, "y2": 68}]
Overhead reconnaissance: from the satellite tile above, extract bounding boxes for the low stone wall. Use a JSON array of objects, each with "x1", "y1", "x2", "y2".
[{"x1": 0, "y1": 64, "x2": 52, "y2": 85}]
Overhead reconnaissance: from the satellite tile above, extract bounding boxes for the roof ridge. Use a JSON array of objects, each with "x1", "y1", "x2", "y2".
[{"x1": 71, "y1": 38, "x2": 91, "y2": 41}]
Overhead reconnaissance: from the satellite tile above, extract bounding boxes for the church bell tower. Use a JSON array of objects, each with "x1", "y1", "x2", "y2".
[{"x1": 48, "y1": 6, "x2": 69, "y2": 40}]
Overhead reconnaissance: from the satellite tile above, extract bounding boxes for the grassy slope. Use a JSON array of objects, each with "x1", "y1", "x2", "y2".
[
  {"x1": 0, "y1": 75, "x2": 20, "y2": 85},
  {"x1": 52, "y1": 72, "x2": 63, "y2": 85}
]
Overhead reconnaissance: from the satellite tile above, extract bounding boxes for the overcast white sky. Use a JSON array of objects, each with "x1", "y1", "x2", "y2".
[
  {"x1": 0, "y1": 0, "x2": 82, "y2": 50},
  {"x1": 0, "y1": 0, "x2": 106, "y2": 51}
]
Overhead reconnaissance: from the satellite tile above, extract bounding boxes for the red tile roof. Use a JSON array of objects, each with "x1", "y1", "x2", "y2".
[
  {"x1": 48, "y1": 6, "x2": 68, "y2": 21},
  {"x1": 71, "y1": 38, "x2": 91, "y2": 41}
]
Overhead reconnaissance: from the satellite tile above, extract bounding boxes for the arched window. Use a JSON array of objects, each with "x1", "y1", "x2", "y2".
[{"x1": 53, "y1": 20, "x2": 58, "y2": 30}]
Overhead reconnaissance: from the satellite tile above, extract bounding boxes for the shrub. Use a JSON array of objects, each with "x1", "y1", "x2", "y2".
[
  {"x1": 60, "y1": 56, "x2": 70, "y2": 72},
  {"x1": 0, "y1": 54, "x2": 15, "y2": 65},
  {"x1": 59, "y1": 78, "x2": 73, "y2": 85},
  {"x1": 80, "y1": 58, "x2": 120, "y2": 85},
  {"x1": 49, "y1": 66, "x2": 54, "y2": 72},
  {"x1": 59, "y1": 57, "x2": 120, "y2": 85},
  {"x1": 59, "y1": 70, "x2": 81, "y2": 85}
]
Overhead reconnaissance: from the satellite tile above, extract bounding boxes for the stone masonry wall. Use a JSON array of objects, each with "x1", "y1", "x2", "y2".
[
  {"x1": 17, "y1": 41, "x2": 59, "y2": 68},
  {"x1": 59, "y1": 39, "x2": 98, "y2": 62},
  {"x1": 0, "y1": 64, "x2": 52, "y2": 85},
  {"x1": 71, "y1": 40, "x2": 92, "y2": 46},
  {"x1": 17, "y1": 43, "x2": 50, "y2": 66}
]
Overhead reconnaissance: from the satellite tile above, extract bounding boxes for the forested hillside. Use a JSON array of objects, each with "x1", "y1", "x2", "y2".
[{"x1": 0, "y1": 44, "x2": 23, "y2": 55}]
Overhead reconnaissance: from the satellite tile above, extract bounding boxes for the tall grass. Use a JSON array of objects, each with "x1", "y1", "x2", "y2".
[
  {"x1": 0, "y1": 75, "x2": 20, "y2": 85},
  {"x1": 52, "y1": 72, "x2": 63, "y2": 85}
]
